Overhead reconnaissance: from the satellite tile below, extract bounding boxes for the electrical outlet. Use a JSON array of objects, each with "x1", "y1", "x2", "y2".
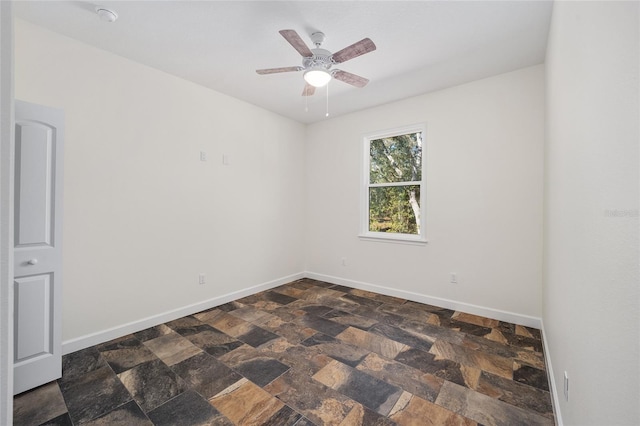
[
  {"x1": 341, "y1": 257, "x2": 347, "y2": 266},
  {"x1": 200, "y1": 151, "x2": 207, "y2": 161},
  {"x1": 450, "y1": 273, "x2": 458, "y2": 284},
  {"x1": 198, "y1": 273, "x2": 206, "y2": 285},
  {"x1": 563, "y1": 371, "x2": 569, "y2": 401}
]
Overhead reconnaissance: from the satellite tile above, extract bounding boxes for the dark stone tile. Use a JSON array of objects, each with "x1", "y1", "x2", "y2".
[
  {"x1": 215, "y1": 301, "x2": 244, "y2": 312},
  {"x1": 323, "y1": 309, "x2": 378, "y2": 330},
  {"x1": 377, "y1": 303, "x2": 433, "y2": 323},
  {"x1": 205, "y1": 340, "x2": 245, "y2": 358},
  {"x1": 300, "y1": 315, "x2": 349, "y2": 337},
  {"x1": 233, "y1": 357, "x2": 290, "y2": 387},
  {"x1": 350, "y1": 289, "x2": 407, "y2": 306},
  {"x1": 264, "y1": 369, "x2": 354, "y2": 425},
  {"x1": 147, "y1": 389, "x2": 230, "y2": 426},
  {"x1": 347, "y1": 305, "x2": 406, "y2": 327},
  {"x1": 397, "y1": 319, "x2": 465, "y2": 345},
  {"x1": 289, "y1": 280, "x2": 317, "y2": 290},
  {"x1": 60, "y1": 365, "x2": 132, "y2": 424},
  {"x1": 344, "y1": 405, "x2": 397, "y2": 426},
  {"x1": 403, "y1": 301, "x2": 455, "y2": 318},
  {"x1": 497, "y1": 321, "x2": 516, "y2": 336},
  {"x1": 14, "y1": 381, "x2": 67, "y2": 426},
  {"x1": 234, "y1": 294, "x2": 260, "y2": 305},
  {"x1": 134, "y1": 324, "x2": 172, "y2": 342},
  {"x1": 118, "y1": 359, "x2": 186, "y2": 412},
  {"x1": 369, "y1": 323, "x2": 434, "y2": 352},
  {"x1": 524, "y1": 327, "x2": 542, "y2": 341},
  {"x1": 165, "y1": 317, "x2": 209, "y2": 336},
  {"x1": 261, "y1": 404, "x2": 303, "y2": 426},
  {"x1": 183, "y1": 325, "x2": 244, "y2": 357},
  {"x1": 513, "y1": 363, "x2": 550, "y2": 391},
  {"x1": 257, "y1": 316, "x2": 317, "y2": 345},
  {"x1": 504, "y1": 333, "x2": 544, "y2": 352},
  {"x1": 82, "y1": 400, "x2": 152, "y2": 425},
  {"x1": 341, "y1": 293, "x2": 383, "y2": 309},
  {"x1": 228, "y1": 306, "x2": 271, "y2": 322},
  {"x1": 430, "y1": 339, "x2": 513, "y2": 379},
  {"x1": 461, "y1": 333, "x2": 520, "y2": 359},
  {"x1": 394, "y1": 348, "x2": 470, "y2": 388},
  {"x1": 236, "y1": 326, "x2": 280, "y2": 347},
  {"x1": 293, "y1": 418, "x2": 317, "y2": 426},
  {"x1": 264, "y1": 290, "x2": 299, "y2": 305},
  {"x1": 301, "y1": 332, "x2": 336, "y2": 347},
  {"x1": 476, "y1": 371, "x2": 554, "y2": 418},
  {"x1": 305, "y1": 279, "x2": 335, "y2": 288},
  {"x1": 334, "y1": 366, "x2": 402, "y2": 415},
  {"x1": 171, "y1": 352, "x2": 243, "y2": 399},
  {"x1": 357, "y1": 352, "x2": 443, "y2": 403},
  {"x1": 61, "y1": 347, "x2": 108, "y2": 382},
  {"x1": 301, "y1": 333, "x2": 370, "y2": 367},
  {"x1": 329, "y1": 285, "x2": 354, "y2": 293},
  {"x1": 435, "y1": 381, "x2": 554, "y2": 426},
  {"x1": 314, "y1": 360, "x2": 402, "y2": 416},
  {"x1": 39, "y1": 413, "x2": 73, "y2": 426},
  {"x1": 313, "y1": 295, "x2": 361, "y2": 312},
  {"x1": 301, "y1": 305, "x2": 335, "y2": 316},
  {"x1": 441, "y1": 317, "x2": 493, "y2": 336},
  {"x1": 335, "y1": 326, "x2": 406, "y2": 359},
  {"x1": 97, "y1": 335, "x2": 157, "y2": 374}
]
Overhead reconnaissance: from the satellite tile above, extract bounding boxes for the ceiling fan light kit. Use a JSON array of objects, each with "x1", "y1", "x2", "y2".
[
  {"x1": 304, "y1": 68, "x2": 332, "y2": 88},
  {"x1": 257, "y1": 29, "x2": 376, "y2": 95}
]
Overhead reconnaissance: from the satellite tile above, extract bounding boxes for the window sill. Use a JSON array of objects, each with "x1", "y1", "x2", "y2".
[{"x1": 358, "y1": 233, "x2": 428, "y2": 246}]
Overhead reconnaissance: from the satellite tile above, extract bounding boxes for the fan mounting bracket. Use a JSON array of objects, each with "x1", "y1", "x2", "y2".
[{"x1": 310, "y1": 31, "x2": 326, "y2": 48}]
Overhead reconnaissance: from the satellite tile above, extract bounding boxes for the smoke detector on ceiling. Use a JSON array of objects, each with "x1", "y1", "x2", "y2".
[{"x1": 95, "y1": 6, "x2": 118, "y2": 23}]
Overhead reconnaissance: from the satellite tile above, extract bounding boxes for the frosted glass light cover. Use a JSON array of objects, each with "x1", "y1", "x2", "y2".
[{"x1": 304, "y1": 69, "x2": 331, "y2": 87}]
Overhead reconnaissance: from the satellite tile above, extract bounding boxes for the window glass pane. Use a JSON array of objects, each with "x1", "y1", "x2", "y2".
[
  {"x1": 370, "y1": 132, "x2": 422, "y2": 184},
  {"x1": 369, "y1": 185, "x2": 421, "y2": 235}
]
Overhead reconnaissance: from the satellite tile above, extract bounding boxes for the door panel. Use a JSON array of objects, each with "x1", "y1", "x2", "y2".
[
  {"x1": 14, "y1": 274, "x2": 52, "y2": 362},
  {"x1": 15, "y1": 121, "x2": 55, "y2": 247},
  {"x1": 13, "y1": 100, "x2": 64, "y2": 395}
]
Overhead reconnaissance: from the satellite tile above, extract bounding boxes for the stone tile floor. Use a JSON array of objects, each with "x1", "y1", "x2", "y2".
[{"x1": 14, "y1": 278, "x2": 555, "y2": 425}]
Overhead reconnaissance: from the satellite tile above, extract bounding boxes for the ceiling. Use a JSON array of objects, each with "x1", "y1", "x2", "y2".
[{"x1": 14, "y1": 1, "x2": 553, "y2": 124}]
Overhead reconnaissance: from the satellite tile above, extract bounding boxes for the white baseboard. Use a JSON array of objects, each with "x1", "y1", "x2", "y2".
[
  {"x1": 62, "y1": 272, "x2": 305, "y2": 354},
  {"x1": 63, "y1": 270, "x2": 542, "y2": 352},
  {"x1": 540, "y1": 319, "x2": 563, "y2": 426},
  {"x1": 305, "y1": 271, "x2": 542, "y2": 329}
]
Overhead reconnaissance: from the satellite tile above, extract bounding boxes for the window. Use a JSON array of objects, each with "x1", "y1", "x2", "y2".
[{"x1": 360, "y1": 124, "x2": 426, "y2": 244}]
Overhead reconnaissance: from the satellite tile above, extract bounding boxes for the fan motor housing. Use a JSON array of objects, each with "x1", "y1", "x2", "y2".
[{"x1": 303, "y1": 48, "x2": 333, "y2": 70}]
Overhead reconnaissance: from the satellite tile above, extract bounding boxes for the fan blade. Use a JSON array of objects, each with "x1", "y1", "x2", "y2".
[
  {"x1": 256, "y1": 66, "x2": 302, "y2": 75},
  {"x1": 302, "y1": 83, "x2": 316, "y2": 96},
  {"x1": 333, "y1": 70, "x2": 369, "y2": 88},
  {"x1": 331, "y1": 38, "x2": 376, "y2": 64},
  {"x1": 279, "y1": 29, "x2": 313, "y2": 57}
]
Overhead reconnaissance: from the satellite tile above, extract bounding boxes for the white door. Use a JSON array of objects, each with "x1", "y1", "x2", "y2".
[{"x1": 13, "y1": 100, "x2": 64, "y2": 395}]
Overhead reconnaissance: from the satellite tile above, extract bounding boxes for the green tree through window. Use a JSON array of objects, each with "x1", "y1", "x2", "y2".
[{"x1": 365, "y1": 127, "x2": 424, "y2": 239}]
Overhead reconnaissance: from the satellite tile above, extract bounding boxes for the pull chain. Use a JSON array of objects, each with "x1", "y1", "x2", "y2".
[
  {"x1": 305, "y1": 86, "x2": 309, "y2": 112},
  {"x1": 325, "y1": 82, "x2": 329, "y2": 117}
]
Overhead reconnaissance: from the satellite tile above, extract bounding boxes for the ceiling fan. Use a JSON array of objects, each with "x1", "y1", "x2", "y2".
[{"x1": 256, "y1": 30, "x2": 377, "y2": 96}]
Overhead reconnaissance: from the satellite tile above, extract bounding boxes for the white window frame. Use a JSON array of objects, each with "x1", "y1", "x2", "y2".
[{"x1": 359, "y1": 123, "x2": 427, "y2": 245}]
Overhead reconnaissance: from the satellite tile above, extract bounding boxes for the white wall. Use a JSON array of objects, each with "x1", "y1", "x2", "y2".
[
  {"x1": 544, "y1": 2, "x2": 639, "y2": 425},
  {"x1": 14, "y1": 20, "x2": 307, "y2": 345},
  {"x1": 306, "y1": 65, "x2": 545, "y2": 320}
]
